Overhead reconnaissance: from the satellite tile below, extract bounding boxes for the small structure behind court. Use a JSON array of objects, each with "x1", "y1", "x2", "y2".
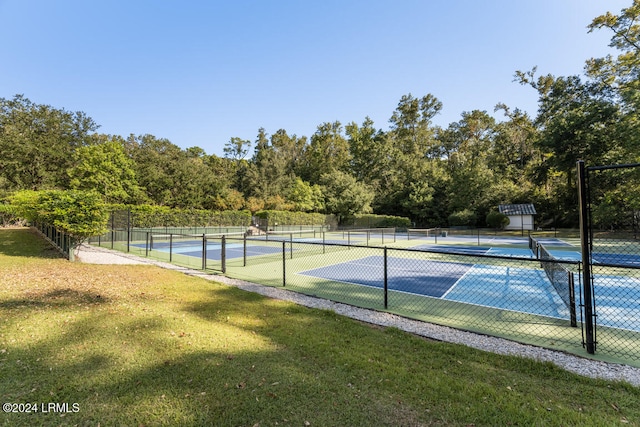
[{"x1": 499, "y1": 203, "x2": 536, "y2": 231}]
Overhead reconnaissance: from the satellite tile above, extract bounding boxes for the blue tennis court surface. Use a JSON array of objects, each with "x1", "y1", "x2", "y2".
[
  {"x1": 139, "y1": 242, "x2": 288, "y2": 260},
  {"x1": 248, "y1": 236, "x2": 361, "y2": 245},
  {"x1": 592, "y1": 275, "x2": 640, "y2": 330},
  {"x1": 300, "y1": 254, "x2": 640, "y2": 329},
  {"x1": 593, "y1": 252, "x2": 640, "y2": 266},
  {"x1": 183, "y1": 245, "x2": 286, "y2": 260},
  {"x1": 445, "y1": 265, "x2": 569, "y2": 318},
  {"x1": 412, "y1": 244, "x2": 534, "y2": 258},
  {"x1": 300, "y1": 256, "x2": 472, "y2": 298},
  {"x1": 532, "y1": 249, "x2": 640, "y2": 266},
  {"x1": 299, "y1": 256, "x2": 572, "y2": 319}
]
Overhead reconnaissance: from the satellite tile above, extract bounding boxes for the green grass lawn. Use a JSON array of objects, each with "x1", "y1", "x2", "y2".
[{"x1": 1, "y1": 228, "x2": 639, "y2": 426}]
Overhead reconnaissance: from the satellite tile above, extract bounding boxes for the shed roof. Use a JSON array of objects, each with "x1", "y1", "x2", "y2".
[{"x1": 498, "y1": 204, "x2": 537, "y2": 216}]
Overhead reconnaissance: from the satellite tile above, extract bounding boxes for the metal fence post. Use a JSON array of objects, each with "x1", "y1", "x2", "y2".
[
  {"x1": 577, "y1": 160, "x2": 595, "y2": 354},
  {"x1": 202, "y1": 234, "x2": 207, "y2": 270},
  {"x1": 243, "y1": 234, "x2": 247, "y2": 267},
  {"x1": 569, "y1": 272, "x2": 577, "y2": 328},
  {"x1": 169, "y1": 234, "x2": 173, "y2": 263},
  {"x1": 383, "y1": 247, "x2": 388, "y2": 309},
  {"x1": 282, "y1": 241, "x2": 286, "y2": 287},
  {"x1": 111, "y1": 212, "x2": 115, "y2": 249},
  {"x1": 221, "y1": 235, "x2": 226, "y2": 273}
]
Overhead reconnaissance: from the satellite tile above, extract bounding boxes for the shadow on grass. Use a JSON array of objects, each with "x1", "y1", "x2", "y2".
[
  {"x1": 2, "y1": 283, "x2": 640, "y2": 427},
  {"x1": 0, "y1": 288, "x2": 110, "y2": 310},
  {"x1": 0, "y1": 228, "x2": 64, "y2": 259},
  {"x1": 0, "y1": 288, "x2": 410, "y2": 427}
]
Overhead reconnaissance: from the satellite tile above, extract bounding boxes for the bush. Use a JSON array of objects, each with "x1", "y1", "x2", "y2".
[
  {"x1": 10, "y1": 190, "x2": 108, "y2": 239},
  {"x1": 343, "y1": 214, "x2": 411, "y2": 229},
  {"x1": 486, "y1": 211, "x2": 510, "y2": 229},
  {"x1": 254, "y1": 210, "x2": 328, "y2": 227},
  {"x1": 10, "y1": 190, "x2": 109, "y2": 260},
  {"x1": 116, "y1": 205, "x2": 252, "y2": 228},
  {"x1": 448, "y1": 209, "x2": 478, "y2": 227},
  {"x1": 0, "y1": 203, "x2": 25, "y2": 227}
]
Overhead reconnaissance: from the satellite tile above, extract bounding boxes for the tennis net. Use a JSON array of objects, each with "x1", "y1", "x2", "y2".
[
  {"x1": 254, "y1": 229, "x2": 319, "y2": 241},
  {"x1": 150, "y1": 232, "x2": 246, "y2": 250},
  {"x1": 528, "y1": 235, "x2": 540, "y2": 258},
  {"x1": 407, "y1": 228, "x2": 441, "y2": 240},
  {"x1": 538, "y1": 243, "x2": 577, "y2": 326}
]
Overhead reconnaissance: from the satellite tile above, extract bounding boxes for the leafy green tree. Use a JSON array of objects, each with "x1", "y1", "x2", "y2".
[
  {"x1": 515, "y1": 62, "x2": 626, "y2": 225},
  {"x1": 536, "y1": 76, "x2": 621, "y2": 173},
  {"x1": 69, "y1": 134, "x2": 143, "y2": 204},
  {"x1": 210, "y1": 188, "x2": 245, "y2": 211},
  {"x1": 399, "y1": 161, "x2": 450, "y2": 226},
  {"x1": 0, "y1": 95, "x2": 98, "y2": 190},
  {"x1": 375, "y1": 94, "x2": 443, "y2": 220},
  {"x1": 587, "y1": 1, "x2": 640, "y2": 110},
  {"x1": 10, "y1": 189, "x2": 109, "y2": 259},
  {"x1": 492, "y1": 105, "x2": 539, "y2": 179},
  {"x1": 434, "y1": 111, "x2": 499, "y2": 222},
  {"x1": 224, "y1": 137, "x2": 251, "y2": 161},
  {"x1": 300, "y1": 122, "x2": 351, "y2": 184},
  {"x1": 286, "y1": 177, "x2": 324, "y2": 212},
  {"x1": 447, "y1": 161, "x2": 495, "y2": 219},
  {"x1": 270, "y1": 128, "x2": 306, "y2": 177},
  {"x1": 587, "y1": 1, "x2": 640, "y2": 165},
  {"x1": 125, "y1": 135, "x2": 223, "y2": 208},
  {"x1": 444, "y1": 110, "x2": 496, "y2": 168},
  {"x1": 448, "y1": 209, "x2": 478, "y2": 227},
  {"x1": 320, "y1": 170, "x2": 374, "y2": 224},
  {"x1": 346, "y1": 117, "x2": 386, "y2": 182},
  {"x1": 124, "y1": 134, "x2": 177, "y2": 205},
  {"x1": 205, "y1": 154, "x2": 239, "y2": 203},
  {"x1": 388, "y1": 93, "x2": 442, "y2": 157},
  {"x1": 242, "y1": 128, "x2": 296, "y2": 201}
]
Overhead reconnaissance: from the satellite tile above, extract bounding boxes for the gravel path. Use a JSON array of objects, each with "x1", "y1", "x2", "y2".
[{"x1": 77, "y1": 243, "x2": 640, "y2": 387}]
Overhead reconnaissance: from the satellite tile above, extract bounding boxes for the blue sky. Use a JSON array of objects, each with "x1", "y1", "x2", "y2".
[{"x1": 0, "y1": 0, "x2": 631, "y2": 156}]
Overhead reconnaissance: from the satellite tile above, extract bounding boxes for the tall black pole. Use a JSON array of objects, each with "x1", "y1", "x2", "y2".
[
  {"x1": 577, "y1": 160, "x2": 595, "y2": 354},
  {"x1": 383, "y1": 247, "x2": 388, "y2": 309},
  {"x1": 282, "y1": 241, "x2": 286, "y2": 287}
]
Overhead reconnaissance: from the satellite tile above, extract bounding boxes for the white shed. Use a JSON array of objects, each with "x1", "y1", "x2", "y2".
[{"x1": 498, "y1": 204, "x2": 536, "y2": 231}]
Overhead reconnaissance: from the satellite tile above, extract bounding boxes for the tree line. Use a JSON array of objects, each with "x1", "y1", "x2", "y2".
[{"x1": 2, "y1": 3, "x2": 639, "y2": 228}]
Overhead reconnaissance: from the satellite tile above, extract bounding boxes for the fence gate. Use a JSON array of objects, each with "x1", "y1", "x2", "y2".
[{"x1": 577, "y1": 160, "x2": 640, "y2": 361}]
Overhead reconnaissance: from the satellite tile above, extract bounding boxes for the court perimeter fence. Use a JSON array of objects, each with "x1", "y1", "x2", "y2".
[
  {"x1": 577, "y1": 160, "x2": 640, "y2": 364},
  {"x1": 32, "y1": 221, "x2": 74, "y2": 259},
  {"x1": 87, "y1": 225, "x2": 640, "y2": 367}
]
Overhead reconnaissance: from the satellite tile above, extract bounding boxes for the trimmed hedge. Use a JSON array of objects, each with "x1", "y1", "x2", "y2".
[
  {"x1": 344, "y1": 214, "x2": 411, "y2": 229},
  {"x1": 108, "y1": 205, "x2": 252, "y2": 228},
  {"x1": 254, "y1": 210, "x2": 329, "y2": 227},
  {"x1": 0, "y1": 203, "x2": 25, "y2": 227},
  {"x1": 10, "y1": 189, "x2": 108, "y2": 238}
]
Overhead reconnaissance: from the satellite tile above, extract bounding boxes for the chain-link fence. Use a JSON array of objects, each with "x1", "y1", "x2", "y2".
[
  {"x1": 89, "y1": 227, "x2": 626, "y2": 362},
  {"x1": 578, "y1": 161, "x2": 640, "y2": 363},
  {"x1": 32, "y1": 222, "x2": 73, "y2": 259},
  {"x1": 89, "y1": 202, "x2": 640, "y2": 366}
]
